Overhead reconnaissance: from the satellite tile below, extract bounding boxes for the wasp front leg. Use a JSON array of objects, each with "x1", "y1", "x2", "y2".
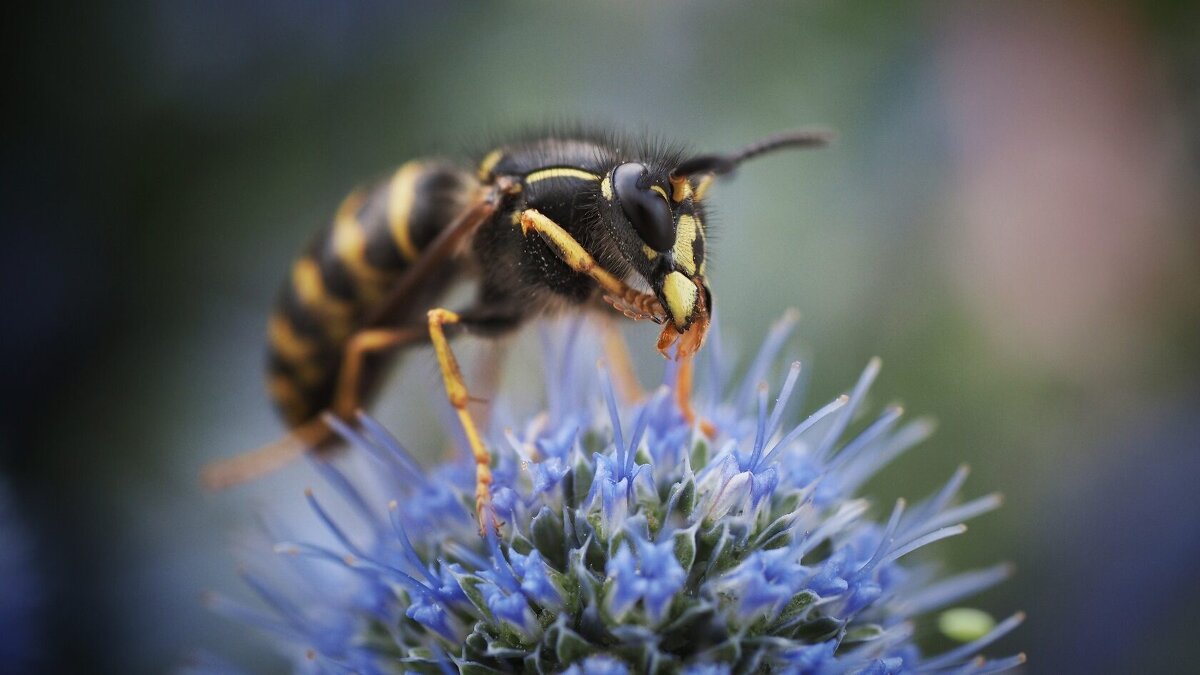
[
  {"x1": 675, "y1": 353, "x2": 717, "y2": 439},
  {"x1": 519, "y1": 209, "x2": 714, "y2": 436},
  {"x1": 519, "y1": 209, "x2": 661, "y2": 316}
]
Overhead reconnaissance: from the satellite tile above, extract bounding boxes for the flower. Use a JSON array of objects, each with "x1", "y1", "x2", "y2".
[{"x1": 212, "y1": 315, "x2": 1024, "y2": 673}]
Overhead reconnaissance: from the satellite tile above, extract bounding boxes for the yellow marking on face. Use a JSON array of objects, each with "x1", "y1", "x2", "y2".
[
  {"x1": 524, "y1": 167, "x2": 600, "y2": 184},
  {"x1": 519, "y1": 209, "x2": 625, "y2": 297},
  {"x1": 600, "y1": 173, "x2": 613, "y2": 200},
  {"x1": 332, "y1": 190, "x2": 388, "y2": 288},
  {"x1": 478, "y1": 149, "x2": 504, "y2": 181},
  {"x1": 291, "y1": 258, "x2": 354, "y2": 318},
  {"x1": 670, "y1": 176, "x2": 693, "y2": 202},
  {"x1": 650, "y1": 184, "x2": 669, "y2": 201},
  {"x1": 662, "y1": 271, "x2": 697, "y2": 329},
  {"x1": 642, "y1": 244, "x2": 658, "y2": 260},
  {"x1": 694, "y1": 174, "x2": 716, "y2": 201},
  {"x1": 387, "y1": 162, "x2": 424, "y2": 262},
  {"x1": 673, "y1": 214, "x2": 699, "y2": 275}
]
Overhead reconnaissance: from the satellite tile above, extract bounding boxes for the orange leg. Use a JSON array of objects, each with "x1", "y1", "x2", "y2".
[
  {"x1": 202, "y1": 327, "x2": 425, "y2": 490},
  {"x1": 204, "y1": 180, "x2": 517, "y2": 492},
  {"x1": 521, "y1": 209, "x2": 665, "y2": 324},
  {"x1": 676, "y1": 354, "x2": 717, "y2": 439},
  {"x1": 600, "y1": 315, "x2": 645, "y2": 404},
  {"x1": 330, "y1": 327, "x2": 425, "y2": 420},
  {"x1": 200, "y1": 418, "x2": 329, "y2": 490},
  {"x1": 427, "y1": 308, "x2": 497, "y2": 535}
]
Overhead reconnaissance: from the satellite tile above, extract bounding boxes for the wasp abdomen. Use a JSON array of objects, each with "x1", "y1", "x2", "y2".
[{"x1": 266, "y1": 161, "x2": 478, "y2": 426}]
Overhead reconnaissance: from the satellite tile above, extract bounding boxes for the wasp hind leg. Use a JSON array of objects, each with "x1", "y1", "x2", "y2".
[
  {"x1": 201, "y1": 327, "x2": 428, "y2": 491},
  {"x1": 200, "y1": 417, "x2": 331, "y2": 490},
  {"x1": 329, "y1": 327, "x2": 428, "y2": 421}
]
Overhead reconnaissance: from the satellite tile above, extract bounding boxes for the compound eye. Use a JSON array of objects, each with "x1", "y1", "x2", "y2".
[{"x1": 613, "y1": 162, "x2": 675, "y2": 252}]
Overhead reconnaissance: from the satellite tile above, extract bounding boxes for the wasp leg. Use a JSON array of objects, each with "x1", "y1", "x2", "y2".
[
  {"x1": 202, "y1": 327, "x2": 429, "y2": 491},
  {"x1": 599, "y1": 314, "x2": 644, "y2": 403},
  {"x1": 520, "y1": 209, "x2": 653, "y2": 308},
  {"x1": 203, "y1": 179, "x2": 519, "y2": 492},
  {"x1": 330, "y1": 327, "x2": 427, "y2": 421},
  {"x1": 518, "y1": 209, "x2": 712, "y2": 434},
  {"x1": 675, "y1": 353, "x2": 717, "y2": 439},
  {"x1": 427, "y1": 307, "x2": 501, "y2": 536},
  {"x1": 201, "y1": 418, "x2": 330, "y2": 490}
]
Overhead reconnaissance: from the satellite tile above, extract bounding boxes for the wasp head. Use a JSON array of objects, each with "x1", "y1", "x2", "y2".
[
  {"x1": 600, "y1": 161, "x2": 712, "y2": 359},
  {"x1": 595, "y1": 129, "x2": 833, "y2": 358}
]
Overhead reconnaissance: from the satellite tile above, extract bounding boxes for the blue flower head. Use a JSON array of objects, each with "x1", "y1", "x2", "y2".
[{"x1": 212, "y1": 315, "x2": 1024, "y2": 673}]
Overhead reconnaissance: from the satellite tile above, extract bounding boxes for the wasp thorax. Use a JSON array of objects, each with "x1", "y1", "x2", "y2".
[{"x1": 613, "y1": 163, "x2": 675, "y2": 252}]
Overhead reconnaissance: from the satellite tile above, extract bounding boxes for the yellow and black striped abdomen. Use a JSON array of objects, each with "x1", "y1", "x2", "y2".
[{"x1": 266, "y1": 161, "x2": 478, "y2": 426}]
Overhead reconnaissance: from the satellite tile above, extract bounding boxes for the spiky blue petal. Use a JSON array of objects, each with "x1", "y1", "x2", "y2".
[{"x1": 214, "y1": 319, "x2": 1022, "y2": 673}]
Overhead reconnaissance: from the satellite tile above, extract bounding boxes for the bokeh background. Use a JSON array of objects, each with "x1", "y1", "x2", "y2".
[{"x1": 4, "y1": 1, "x2": 1198, "y2": 673}]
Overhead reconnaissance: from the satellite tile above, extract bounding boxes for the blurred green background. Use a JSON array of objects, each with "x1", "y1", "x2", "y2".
[{"x1": 4, "y1": 1, "x2": 1199, "y2": 673}]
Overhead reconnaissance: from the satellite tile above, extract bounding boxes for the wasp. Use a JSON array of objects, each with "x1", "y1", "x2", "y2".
[{"x1": 203, "y1": 127, "x2": 831, "y2": 532}]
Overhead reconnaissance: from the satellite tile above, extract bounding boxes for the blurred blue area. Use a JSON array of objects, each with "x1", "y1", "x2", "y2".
[
  {"x1": 1031, "y1": 390, "x2": 1200, "y2": 674},
  {"x1": 0, "y1": 479, "x2": 44, "y2": 671},
  {"x1": 3, "y1": 0, "x2": 1198, "y2": 673}
]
